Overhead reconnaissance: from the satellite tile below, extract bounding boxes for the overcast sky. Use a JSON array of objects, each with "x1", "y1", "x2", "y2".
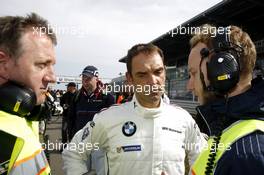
[{"x1": 1, "y1": 0, "x2": 221, "y2": 85}]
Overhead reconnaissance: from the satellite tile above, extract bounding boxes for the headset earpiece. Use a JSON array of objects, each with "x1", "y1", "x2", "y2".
[
  {"x1": 0, "y1": 81, "x2": 53, "y2": 121},
  {"x1": 207, "y1": 52, "x2": 240, "y2": 93},
  {"x1": 0, "y1": 81, "x2": 36, "y2": 116},
  {"x1": 201, "y1": 26, "x2": 241, "y2": 94}
]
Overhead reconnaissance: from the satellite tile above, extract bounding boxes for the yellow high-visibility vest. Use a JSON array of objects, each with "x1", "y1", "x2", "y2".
[
  {"x1": 0, "y1": 110, "x2": 51, "y2": 175},
  {"x1": 191, "y1": 119, "x2": 264, "y2": 175}
]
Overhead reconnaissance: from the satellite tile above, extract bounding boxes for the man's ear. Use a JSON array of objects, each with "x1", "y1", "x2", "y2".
[
  {"x1": 0, "y1": 51, "x2": 10, "y2": 74},
  {"x1": 126, "y1": 72, "x2": 133, "y2": 84},
  {"x1": 200, "y1": 58, "x2": 210, "y2": 87}
]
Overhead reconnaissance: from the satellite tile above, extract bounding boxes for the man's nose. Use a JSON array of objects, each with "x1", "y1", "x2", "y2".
[
  {"x1": 44, "y1": 67, "x2": 56, "y2": 83},
  {"x1": 147, "y1": 74, "x2": 158, "y2": 85}
]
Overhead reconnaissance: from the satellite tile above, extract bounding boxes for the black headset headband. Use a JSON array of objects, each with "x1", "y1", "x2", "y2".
[{"x1": 212, "y1": 26, "x2": 231, "y2": 51}]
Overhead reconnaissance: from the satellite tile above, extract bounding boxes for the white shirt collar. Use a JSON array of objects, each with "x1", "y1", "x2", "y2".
[{"x1": 131, "y1": 95, "x2": 164, "y2": 118}]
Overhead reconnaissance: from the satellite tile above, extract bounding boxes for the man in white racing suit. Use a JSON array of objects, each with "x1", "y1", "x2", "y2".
[{"x1": 62, "y1": 43, "x2": 206, "y2": 175}]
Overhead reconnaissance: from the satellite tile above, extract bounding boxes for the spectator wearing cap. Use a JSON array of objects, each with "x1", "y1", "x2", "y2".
[
  {"x1": 67, "y1": 65, "x2": 115, "y2": 139},
  {"x1": 66, "y1": 66, "x2": 115, "y2": 175},
  {"x1": 60, "y1": 82, "x2": 77, "y2": 145}
]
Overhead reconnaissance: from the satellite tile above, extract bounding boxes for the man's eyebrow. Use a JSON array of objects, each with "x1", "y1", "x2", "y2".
[
  {"x1": 36, "y1": 56, "x2": 54, "y2": 64},
  {"x1": 155, "y1": 67, "x2": 164, "y2": 71},
  {"x1": 135, "y1": 71, "x2": 147, "y2": 75},
  {"x1": 35, "y1": 60, "x2": 52, "y2": 64}
]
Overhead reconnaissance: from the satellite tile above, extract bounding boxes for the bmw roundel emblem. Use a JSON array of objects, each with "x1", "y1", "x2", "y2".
[{"x1": 122, "y1": 121, "x2": 137, "y2": 137}]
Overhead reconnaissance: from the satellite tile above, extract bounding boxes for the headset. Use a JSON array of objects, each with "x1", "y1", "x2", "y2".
[
  {"x1": 199, "y1": 26, "x2": 244, "y2": 95},
  {"x1": 0, "y1": 81, "x2": 52, "y2": 121}
]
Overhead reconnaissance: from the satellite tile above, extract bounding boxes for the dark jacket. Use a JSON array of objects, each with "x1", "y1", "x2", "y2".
[
  {"x1": 195, "y1": 77, "x2": 264, "y2": 175},
  {"x1": 60, "y1": 91, "x2": 76, "y2": 117},
  {"x1": 68, "y1": 87, "x2": 115, "y2": 139}
]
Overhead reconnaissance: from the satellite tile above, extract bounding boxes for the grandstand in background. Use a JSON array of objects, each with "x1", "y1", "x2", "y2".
[{"x1": 118, "y1": 0, "x2": 264, "y2": 103}]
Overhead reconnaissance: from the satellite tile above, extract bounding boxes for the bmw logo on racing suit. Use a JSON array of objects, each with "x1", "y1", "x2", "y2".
[{"x1": 122, "y1": 121, "x2": 137, "y2": 137}]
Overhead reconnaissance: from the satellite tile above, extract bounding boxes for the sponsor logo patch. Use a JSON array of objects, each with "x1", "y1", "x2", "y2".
[
  {"x1": 162, "y1": 127, "x2": 182, "y2": 133},
  {"x1": 90, "y1": 121, "x2": 95, "y2": 128},
  {"x1": 81, "y1": 127, "x2": 90, "y2": 141},
  {"x1": 122, "y1": 121, "x2": 137, "y2": 137},
  {"x1": 116, "y1": 145, "x2": 142, "y2": 153}
]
